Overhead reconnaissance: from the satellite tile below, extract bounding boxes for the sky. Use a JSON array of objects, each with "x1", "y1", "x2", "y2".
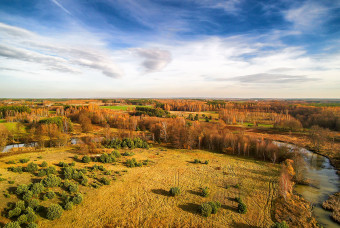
[{"x1": 0, "y1": 0, "x2": 340, "y2": 98}]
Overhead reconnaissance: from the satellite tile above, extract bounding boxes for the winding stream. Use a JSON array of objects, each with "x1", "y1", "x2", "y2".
[{"x1": 275, "y1": 142, "x2": 340, "y2": 227}]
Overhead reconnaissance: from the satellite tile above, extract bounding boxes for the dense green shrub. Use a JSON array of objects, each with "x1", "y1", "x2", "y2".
[
  {"x1": 194, "y1": 159, "x2": 200, "y2": 164},
  {"x1": 28, "y1": 199, "x2": 40, "y2": 209},
  {"x1": 16, "y1": 200, "x2": 26, "y2": 210},
  {"x1": 169, "y1": 187, "x2": 180, "y2": 196},
  {"x1": 42, "y1": 174, "x2": 61, "y2": 187},
  {"x1": 201, "y1": 187, "x2": 209, "y2": 197},
  {"x1": 27, "y1": 223, "x2": 38, "y2": 228},
  {"x1": 10, "y1": 166, "x2": 23, "y2": 173},
  {"x1": 17, "y1": 214, "x2": 28, "y2": 224},
  {"x1": 46, "y1": 191, "x2": 56, "y2": 199},
  {"x1": 23, "y1": 191, "x2": 33, "y2": 201},
  {"x1": 46, "y1": 204, "x2": 63, "y2": 220},
  {"x1": 236, "y1": 197, "x2": 242, "y2": 203},
  {"x1": 208, "y1": 201, "x2": 221, "y2": 214},
  {"x1": 37, "y1": 169, "x2": 47, "y2": 177},
  {"x1": 45, "y1": 166, "x2": 56, "y2": 175},
  {"x1": 26, "y1": 211, "x2": 37, "y2": 223},
  {"x1": 126, "y1": 158, "x2": 142, "y2": 167},
  {"x1": 27, "y1": 162, "x2": 38, "y2": 173},
  {"x1": 8, "y1": 180, "x2": 15, "y2": 184},
  {"x1": 40, "y1": 161, "x2": 48, "y2": 167},
  {"x1": 102, "y1": 137, "x2": 149, "y2": 149},
  {"x1": 101, "y1": 177, "x2": 111, "y2": 185},
  {"x1": 20, "y1": 158, "x2": 30, "y2": 163},
  {"x1": 99, "y1": 153, "x2": 116, "y2": 163},
  {"x1": 199, "y1": 202, "x2": 212, "y2": 217},
  {"x1": 72, "y1": 193, "x2": 83, "y2": 205},
  {"x1": 4, "y1": 221, "x2": 21, "y2": 228},
  {"x1": 122, "y1": 151, "x2": 135, "y2": 156},
  {"x1": 111, "y1": 150, "x2": 121, "y2": 158},
  {"x1": 238, "y1": 202, "x2": 247, "y2": 214},
  {"x1": 8, "y1": 207, "x2": 21, "y2": 218},
  {"x1": 31, "y1": 183, "x2": 45, "y2": 195},
  {"x1": 58, "y1": 161, "x2": 69, "y2": 167},
  {"x1": 68, "y1": 183, "x2": 79, "y2": 193},
  {"x1": 82, "y1": 155, "x2": 91, "y2": 163},
  {"x1": 64, "y1": 202, "x2": 73, "y2": 210},
  {"x1": 81, "y1": 176, "x2": 88, "y2": 186},
  {"x1": 204, "y1": 160, "x2": 209, "y2": 164},
  {"x1": 63, "y1": 167, "x2": 75, "y2": 179},
  {"x1": 272, "y1": 221, "x2": 289, "y2": 228}
]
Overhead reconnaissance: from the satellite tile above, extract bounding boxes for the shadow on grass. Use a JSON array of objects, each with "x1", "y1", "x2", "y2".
[
  {"x1": 7, "y1": 186, "x2": 16, "y2": 194},
  {"x1": 221, "y1": 204, "x2": 237, "y2": 212},
  {"x1": 178, "y1": 203, "x2": 200, "y2": 215},
  {"x1": 151, "y1": 188, "x2": 169, "y2": 196},
  {"x1": 187, "y1": 189, "x2": 202, "y2": 197}
]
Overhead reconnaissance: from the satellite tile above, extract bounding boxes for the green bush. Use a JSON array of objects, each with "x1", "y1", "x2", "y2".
[
  {"x1": 82, "y1": 155, "x2": 91, "y2": 163},
  {"x1": 27, "y1": 210, "x2": 37, "y2": 223},
  {"x1": 16, "y1": 200, "x2": 26, "y2": 210},
  {"x1": 31, "y1": 183, "x2": 45, "y2": 195},
  {"x1": 64, "y1": 202, "x2": 73, "y2": 210},
  {"x1": 81, "y1": 176, "x2": 88, "y2": 186},
  {"x1": 126, "y1": 158, "x2": 142, "y2": 167},
  {"x1": 122, "y1": 151, "x2": 135, "y2": 156},
  {"x1": 169, "y1": 187, "x2": 180, "y2": 196},
  {"x1": 37, "y1": 169, "x2": 47, "y2": 177},
  {"x1": 9, "y1": 166, "x2": 23, "y2": 173},
  {"x1": 72, "y1": 193, "x2": 83, "y2": 205},
  {"x1": 16, "y1": 184, "x2": 29, "y2": 195},
  {"x1": 63, "y1": 167, "x2": 75, "y2": 179},
  {"x1": 28, "y1": 199, "x2": 40, "y2": 209},
  {"x1": 45, "y1": 166, "x2": 56, "y2": 175},
  {"x1": 272, "y1": 221, "x2": 289, "y2": 228},
  {"x1": 204, "y1": 160, "x2": 209, "y2": 164},
  {"x1": 42, "y1": 174, "x2": 61, "y2": 187},
  {"x1": 27, "y1": 162, "x2": 38, "y2": 173},
  {"x1": 101, "y1": 177, "x2": 111, "y2": 185},
  {"x1": 99, "y1": 153, "x2": 116, "y2": 163},
  {"x1": 111, "y1": 150, "x2": 121, "y2": 158},
  {"x1": 208, "y1": 201, "x2": 221, "y2": 214},
  {"x1": 201, "y1": 187, "x2": 209, "y2": 197},
  {"x1": 20, "y1": 158, "x2": 30, "y2": 163},
  {"x1": 27, "y1": 223, "x2": 38, "y2": 228},
  {"x1": 46, "y1": 204, "x2": 63, "y2": 220},
  {"x1": 8, "y1": 180, "x2": 15, "y2": 184},
  {"x1": 46, "y1": 191, "x2": 56, "y2": 199},
  {"x1": 17, "y1": 214, "x2": 28, "y2": 224},
  {"x1": 199, "y1": 202, "x2": 212, "y2": 217},
  {"x1": 236, "y1": 197, "x2": 242, "y2": 203},
  {"x1": 194, "y1": 159, "x2": 200, "y2": 164},
  {"x1": 40, "y1": 161, "x2": 48, "y2": 167},
  {"x1": 238, "y1": 202, "x2": 247, "y2": 214},
  {"x1": 4, "y1": 193, "x2": 10, "y2": 198},
  {"x1": 6, "y1": 160, "x2": 16, "y2": 164},
  {"x1": 68, "y1": 183, "x2": 79, "y2": 193},
  {"x1": 4, "y1": 221, "x2": 20, "y2": 228},
  {"x1": 8, "y1": 207, "x2": 21, "y2": 218},
  {"x1": 23, "y1": 191, "x2": 33, "y2": 201}
]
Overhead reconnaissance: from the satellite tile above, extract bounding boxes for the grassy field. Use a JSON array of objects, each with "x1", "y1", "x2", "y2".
[
  {"x1": 0, "y1": 147, "x2": 280, "y2": 227},
  {"x1": 100, "y1": 105, "x2": 151, "y2": 111}
]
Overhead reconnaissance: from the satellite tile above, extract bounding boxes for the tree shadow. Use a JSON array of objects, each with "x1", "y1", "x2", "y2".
[
  {"x1": 178, "y1": 203, "x2": 200, "y2": 215},
  {"x1": 151, "y1": 188, "x2": 169, "y2": 196},
  {"x1": 7, "y1": 186, "x2": 17, "y2": 194},
  {"x1": 187, "y1": 189, "x2": 202, "y2": 196},
  {"x1": 221, "y1": 204, "x2": 237, "y2": 212}
]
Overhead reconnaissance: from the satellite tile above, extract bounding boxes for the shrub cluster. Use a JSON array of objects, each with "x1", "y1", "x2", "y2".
[
  {"x1": 42, "y1": 174, "x2": 61, "y2": 187},
  {"x1": 193, "y1": 159, "x2": 209, "y2": 164},
  {"x1": 169, "y1": 187, "x2": 181, "y2": 196},
  {"x1": 126, "y1": 158, "x2": 142, "y2": 168},
  {"x1": 46, "y1": 204, "x2": 63, "y2": 220},
  {"x1": 199, "y1": 201, "x2": 221, "y2": 217},
  {"x1": 102, "y1": 137, "x2": 149, "y2": 149}
]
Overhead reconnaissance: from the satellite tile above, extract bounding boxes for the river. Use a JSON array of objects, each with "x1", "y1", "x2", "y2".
[{"x1": 276, "y1": 142, "x2": 340, "y2": 228}]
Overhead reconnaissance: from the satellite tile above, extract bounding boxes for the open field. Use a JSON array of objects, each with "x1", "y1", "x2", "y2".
[
  {"x1": 0, "y1": 147, "x2": 279, "y2": 227},
  {"x1": 100, "y1": 105, "x2": 151, "y2": 111}
]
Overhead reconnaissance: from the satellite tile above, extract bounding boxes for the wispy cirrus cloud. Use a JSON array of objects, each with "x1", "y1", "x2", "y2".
[
  {"x1": 207, "y1": 73, "x2": 319, "y2": 84},
  {"x1": 134, "y1": 48, "x2": 172, "y2": 72},
  {"x1": 51, "y1": 0, "x2": 71, "y2": 15}
]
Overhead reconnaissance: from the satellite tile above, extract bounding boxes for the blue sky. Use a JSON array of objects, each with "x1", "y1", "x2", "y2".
[{"x1": 0, "y1": 0, "x2": 340, "y2": 98}]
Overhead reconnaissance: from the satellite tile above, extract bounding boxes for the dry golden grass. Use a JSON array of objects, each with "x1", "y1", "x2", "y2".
[{"x1": 0, "y1": 147, "x2": 280, "y2": 228}]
